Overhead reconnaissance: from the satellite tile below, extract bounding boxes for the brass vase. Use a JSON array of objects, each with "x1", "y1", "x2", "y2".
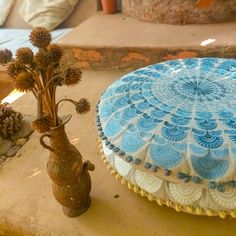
[{"x1": 40, "y1": 116, "x2": 94, "y2": 217}]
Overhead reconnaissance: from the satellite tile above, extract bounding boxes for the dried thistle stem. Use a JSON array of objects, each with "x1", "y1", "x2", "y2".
[
  {"x1": 55, "y1": 98, "x2": 77, "y2": 114},
  {"x1": 37, "y1": 92, "x2": 43, "y2": 116},
  {"x1": 52, "y1": 85, "x2": 58, "y2": 126}
]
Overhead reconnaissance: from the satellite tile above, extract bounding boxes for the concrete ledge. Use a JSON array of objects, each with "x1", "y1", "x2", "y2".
[{"x1": 59, "y1": 13, "x2": 236, "y2": 70}]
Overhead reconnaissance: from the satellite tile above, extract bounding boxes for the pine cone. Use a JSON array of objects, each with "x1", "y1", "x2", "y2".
[{"x1": 0, "y1": 103, "x2": 23, "y2": 139}]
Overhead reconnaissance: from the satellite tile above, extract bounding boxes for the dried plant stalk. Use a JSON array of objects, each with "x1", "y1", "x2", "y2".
[{"x1": 0, "y1": 27, "x2": 90, "y2": 132}]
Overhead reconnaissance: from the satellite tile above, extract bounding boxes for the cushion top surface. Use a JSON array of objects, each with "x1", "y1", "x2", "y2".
[{"x1": 98, "y1": 58, "x2": 236, "y2": 183}]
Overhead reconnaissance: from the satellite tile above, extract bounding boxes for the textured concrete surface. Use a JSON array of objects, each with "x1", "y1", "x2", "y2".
[
  {"x1": 59, "y1": 13, "x2": 236, "y2": 70},
  {"x1": 122, "y1": 0, "x2": 236, "y2": 24},
  {"x1": 1, "y1": 70, "x2": 236, "y2": 236}
]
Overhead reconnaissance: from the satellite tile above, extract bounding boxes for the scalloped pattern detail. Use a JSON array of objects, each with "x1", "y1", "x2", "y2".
[
  {"x1": 209, "y1": 188, "x2": 236, "y2": 209},
  {"x1": 99, "y1": 139, "x2": 236, "y2": 219},
  {"x1": 169, "y1": 182, "x2": 202, "y2": 205},
  {"x1": 99, "y1": 139, "x2": 236, "y2": 218},
  {"x1": 114, "y1": 155, "x2": 132, "y2": 177},
  {"x1": 135, "y1": 169, "x2": 163, "y2": 193},
  {"x1": 191, "y1": 152, "x2": 228, "y2": 179}
]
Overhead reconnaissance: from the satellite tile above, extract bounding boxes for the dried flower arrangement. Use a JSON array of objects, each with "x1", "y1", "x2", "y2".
[
  {"x1": 0, "y1": 27, "x2": 90, "y2": 130},
  {"x1": 0, "y1": 27, "x2": 95, "y2": 217}
]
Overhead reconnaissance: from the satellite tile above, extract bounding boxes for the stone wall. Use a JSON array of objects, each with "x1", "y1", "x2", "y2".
[{"x1": 122, "y1": 0, "x2": 236, "y2": 24}]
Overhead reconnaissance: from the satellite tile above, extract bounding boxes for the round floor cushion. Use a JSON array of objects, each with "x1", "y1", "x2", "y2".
[{"x1": 96, "y1": 58, "x2": 236, "y2": 218}]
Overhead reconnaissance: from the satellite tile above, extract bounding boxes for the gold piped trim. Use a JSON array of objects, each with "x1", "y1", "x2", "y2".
[
  {"x1": 121, "y1": 179, "x2": 127, "y2": 185},
  {"x1": 230, "y1": 210, "x2": 236, "y2": 218},
  {"x1": 206, "y1": 209, "x2": 214, "y2": 217},
  {"x1": 156, "y1": 198, "x2": 163, "y2": 206},
  {"x1": 98, "y1": 139, "x2": 236, "y2": 219},
  {"x1": 148, "y1": 194, "x2": 154, "y2": 201},
  {"x1": 186, "y1": 206, "x2": 193, "y2": 213},
  {"x1": 133, "y1": 186, "x2": 139, "y2": 194},
  {"x1": 111, "y1": 170, "x2": 117, "y2": 175},
  {"x1": 195, "y1": 207, "x2": 202, "y2": 215}
]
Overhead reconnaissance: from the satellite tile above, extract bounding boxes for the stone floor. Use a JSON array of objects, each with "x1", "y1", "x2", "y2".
[
  {"x1": 60, "y1": 13, "x2": 236, "y2": 70},
  {"x1": 1, "y1": 70, "x2": 236, "y2": 236}
]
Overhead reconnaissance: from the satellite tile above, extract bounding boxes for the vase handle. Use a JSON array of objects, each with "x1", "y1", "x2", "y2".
[
  {"x1": 83, "y1": 160, "x2": 95, "y2": 172},
  {"x1": 40, "y1": 134, "x2": 54, "y2": 152}
]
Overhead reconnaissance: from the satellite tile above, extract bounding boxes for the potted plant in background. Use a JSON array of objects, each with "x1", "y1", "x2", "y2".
[
  {"x1": 0, "y1": 27, "x2": 95, "y2": 217},
  {"x1": 101, "y1": 0, "x2": 117, "y2": 14}
]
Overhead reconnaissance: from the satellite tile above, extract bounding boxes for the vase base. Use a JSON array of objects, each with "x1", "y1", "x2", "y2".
[{"x1": 62, "y1": 197, "x2": 91, "y2": 217}]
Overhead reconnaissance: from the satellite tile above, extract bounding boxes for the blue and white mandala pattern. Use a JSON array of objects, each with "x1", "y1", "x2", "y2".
[{"x1": 98, "y1": 58, "x2": 236, "y2": 182}]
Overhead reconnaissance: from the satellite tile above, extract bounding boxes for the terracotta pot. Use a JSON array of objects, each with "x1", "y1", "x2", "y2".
[
  {"x1": 101, "y1": 0, "x2": 117, "y2": 14},
  {"x1": 40, "y1": 116, "x2": 95, "y2": 217}
]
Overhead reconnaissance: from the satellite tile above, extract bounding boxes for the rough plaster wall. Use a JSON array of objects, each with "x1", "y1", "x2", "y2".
[{"x1": 122, "y1": 0, "x2": 236, "y2": 24}]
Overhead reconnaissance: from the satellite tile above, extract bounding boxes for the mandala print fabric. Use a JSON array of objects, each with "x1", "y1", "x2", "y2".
[{"x1": 98, "y1": 58, "x2": 236, "y2": 182}]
